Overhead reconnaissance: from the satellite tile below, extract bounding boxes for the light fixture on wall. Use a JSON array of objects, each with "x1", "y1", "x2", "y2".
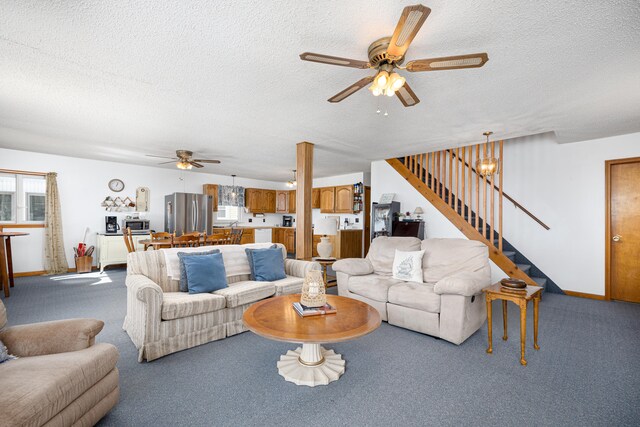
[
  {"x1": 176, "y1": 160, "x2": 193, "y2": 170},
  {"x1": 286, "y1": 170, "x2": 297, "y2": 188},
  {"x1": 475, "y1": 132, "x2": 500, "y2": 177}
]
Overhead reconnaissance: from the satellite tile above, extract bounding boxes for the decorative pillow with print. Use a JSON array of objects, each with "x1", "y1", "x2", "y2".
[{"x1": 392, "y1": 249, "x2": 425, "y2": 283}]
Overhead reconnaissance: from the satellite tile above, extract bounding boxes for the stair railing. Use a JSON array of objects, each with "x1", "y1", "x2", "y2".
[{"x1": 402, "y1": 140, "x2": 549, "y2": 254}]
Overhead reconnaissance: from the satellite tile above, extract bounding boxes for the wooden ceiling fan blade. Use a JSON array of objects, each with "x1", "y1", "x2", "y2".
[
  {"x1": 395, "y1": 82, "x2": 420, "y2": 107},
  {"x1": 328, "y1": 76, "x2": 375, "y2": 103},
  {"x1": 406, "y1": 53, "x2": 489, "y2": 72},
  {"x1": 157, "y1": 160, "x2": 177, "y2": 165},
  {"x1": 193, "y1": 159, "x2": 221, "y2": 164},
  {"x1": 300, "y1": 52, "x2": 370, "y2": 69},
  {"x1": 387, "y1": 4, "x2": 431, "y2": 60},
  {"x1": 189, "y1": 161, "x2": 204, "y2": 168},
  {"x1": 146, "y1": 154, "x2": 176, "y2": 159}
]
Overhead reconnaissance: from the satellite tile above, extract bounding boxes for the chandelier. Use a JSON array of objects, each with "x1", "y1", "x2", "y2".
[
  {"x1": 286, "y1": 170, "x2": 297, "y2": 188},
  {"x1": 475, "y1": 132, "x2": 500, "y2": 177}
]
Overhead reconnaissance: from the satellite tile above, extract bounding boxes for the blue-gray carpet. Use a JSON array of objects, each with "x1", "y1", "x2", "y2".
[{"x1": 3, "y1": 270, "x2": 639, "y2": 426}]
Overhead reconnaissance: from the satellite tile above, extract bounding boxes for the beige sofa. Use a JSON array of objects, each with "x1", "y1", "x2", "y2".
[
  {"x1": 333, "y1": 237, "x2": 490, "y2": 345},
  {"x1": 0, "y1": 300, "x2": 119, "y2": 427},
  {"x1": 124, "y1": 243, "x2": 320, "y2": 362}
]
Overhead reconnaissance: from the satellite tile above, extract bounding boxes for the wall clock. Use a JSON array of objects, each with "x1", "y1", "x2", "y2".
[{"x1": 108, "y1": 179, "x2": 125, "y2": 192}]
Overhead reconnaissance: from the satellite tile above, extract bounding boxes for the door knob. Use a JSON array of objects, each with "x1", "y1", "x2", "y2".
[{"x1": 613, "y1": 235, "x2": 621, "y2": 242}]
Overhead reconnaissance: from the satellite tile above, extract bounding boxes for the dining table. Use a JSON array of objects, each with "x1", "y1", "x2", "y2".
[
  {"x1": 138, "y1": 236, "x2": 230, "y2": 251},
  {"x1": 0, "y1": 231, "x2": 30, "y2": 298}
]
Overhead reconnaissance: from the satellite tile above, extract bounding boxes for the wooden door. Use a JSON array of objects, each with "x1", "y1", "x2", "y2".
[
  {"x1": 607, "y1": 157, "x2": 640, "y2": 302},
  {"x1": 334, "y1": 185, "x2": 354, "y2": 213},
  {"x1": 288, "y1": 190, "x2": 296, "y2": 213},
  {"x1": 320, "y1": 187, "x2": 335, "y2": 213},
  {"x1": 245, "y1": 189, "x2": 258, "y2": 212},
  {"x1": 275, "y1": 191, "x2": 288, "y2": 213},
  {"x1": 285, "y1": 229, "x2": 295, "y2": 253},
  {"x1": 364, "y1": 186, "x2": 371, "y2": 255},
  {"x1": 312, "y1": 188, "x2": 321, "y2": 209}
]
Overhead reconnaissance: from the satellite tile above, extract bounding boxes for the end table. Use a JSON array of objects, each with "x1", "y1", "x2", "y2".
[{"x1": 483, "y1": 282, "x2": 542, "y2": 366}]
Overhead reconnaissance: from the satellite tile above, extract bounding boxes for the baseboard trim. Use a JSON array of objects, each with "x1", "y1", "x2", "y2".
[
  {"x1": 563, "y1": 290, "x2": 606, "y2": 301},
  {"x1": 14, "y1": 266, "x2": 102, "y2": 277}
]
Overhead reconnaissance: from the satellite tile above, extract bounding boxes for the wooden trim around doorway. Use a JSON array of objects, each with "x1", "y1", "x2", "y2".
[{"x1": 604, "y1": 156, "x2": 640, "y2": 302}]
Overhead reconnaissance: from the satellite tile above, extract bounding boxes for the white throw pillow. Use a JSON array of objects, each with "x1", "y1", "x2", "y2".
[{"x1": 392, "y1": 249, "x2": 425, "y2": 283}]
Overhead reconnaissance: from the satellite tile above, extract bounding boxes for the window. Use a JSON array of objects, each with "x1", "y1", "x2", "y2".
[
  {"x1": 217, "y1": 205, "x2": 240, "y2": 222},
  {"x1": 0, "y1": 172, "x2": 46, "y2": 224}
]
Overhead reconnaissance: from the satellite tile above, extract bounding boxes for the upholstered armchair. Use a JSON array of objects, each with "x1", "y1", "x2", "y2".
[{"x1": 0, "y1": 300, "x2": 119, "y2": 426}]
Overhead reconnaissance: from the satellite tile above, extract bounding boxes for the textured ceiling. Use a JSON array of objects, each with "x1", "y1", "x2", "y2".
[{"x1": 1, "y1": 0, "x2": 639, "y2": 181}]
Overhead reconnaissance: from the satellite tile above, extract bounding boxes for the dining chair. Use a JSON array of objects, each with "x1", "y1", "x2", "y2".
[
  {"x1": 204, "y1": 232, "x2": 228, "y2": 246},
  {"x1": 229, "y1": 228, "x2": 243, "y2": 245},
  {"x1": 123, "y1": 228, "x2": 136, "y2": 253},
  {"x1": 150, "y1": 232, "x2": 173, "y2": 250},
  {"x1": 172, "y1": 234, "x2": 201, "y2": 248}
]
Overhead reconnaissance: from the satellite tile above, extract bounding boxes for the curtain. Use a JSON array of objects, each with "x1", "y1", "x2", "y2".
[
  {"x1": 218, "y1": 185, "x2": 245, "y2": 207},
  {"x1": 44, "y1": 172, "x2": 68, "y2": 274}
]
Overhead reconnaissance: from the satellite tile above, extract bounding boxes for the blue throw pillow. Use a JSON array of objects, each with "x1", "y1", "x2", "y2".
[
  {"x1": 182, "y1": 252, "x2": 228, "y2": 294},
  {"x1": 247, "y1": 246, "x2": 286, "y2": 282},
  {"x1": 245, "y1": 245, "x2": 279, "y2": 280},
  {"x1": 178, "y1": 249, "x2": 220, "y2": 292}
]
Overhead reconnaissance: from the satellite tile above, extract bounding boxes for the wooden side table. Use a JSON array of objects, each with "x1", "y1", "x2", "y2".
[{"x1": 483, "y1": 282, "x2": 542, "y2": 366}]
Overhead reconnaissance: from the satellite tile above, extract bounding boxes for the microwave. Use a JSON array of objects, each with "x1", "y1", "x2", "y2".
[{"x1": 123, "y1": 219, "x2": 150, "y2": 234}]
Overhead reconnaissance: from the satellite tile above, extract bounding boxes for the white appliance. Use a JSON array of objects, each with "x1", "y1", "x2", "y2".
[{"x1": 255, "y1": 229, "x2": 272, "y2": 243}]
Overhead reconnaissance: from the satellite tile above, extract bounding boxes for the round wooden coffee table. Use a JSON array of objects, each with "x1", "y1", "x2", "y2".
[{"x1": 243, "y1": 294, "x2": 381, "y2": 387}]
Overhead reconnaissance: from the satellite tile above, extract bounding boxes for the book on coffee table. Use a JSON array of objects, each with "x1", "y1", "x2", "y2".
[{"x1": 292, "y1": 302, "x2": 337, "y2": 317}]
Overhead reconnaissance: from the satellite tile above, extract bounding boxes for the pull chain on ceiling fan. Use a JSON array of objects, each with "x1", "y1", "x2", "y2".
[{"x1": 300, "y1": 4, "x2": 489, "y2": 107}]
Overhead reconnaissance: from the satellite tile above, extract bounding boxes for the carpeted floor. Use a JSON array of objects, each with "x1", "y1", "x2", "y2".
[{"x1": 3, "y1": 270, "x2": 640, "y2": 426}]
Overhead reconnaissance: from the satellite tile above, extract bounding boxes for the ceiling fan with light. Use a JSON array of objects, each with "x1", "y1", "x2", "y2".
[
  {"x1": 300, "y1": 4, "x2": 489, "y2": 107},
  {"x1": 146, "y1": 150, "x2": 221, "y2": 170}
]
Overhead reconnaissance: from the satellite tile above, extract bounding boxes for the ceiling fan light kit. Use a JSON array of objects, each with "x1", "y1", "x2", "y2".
[{"x1": 300, "y1": 4, "x2": 488, "y2": 107}]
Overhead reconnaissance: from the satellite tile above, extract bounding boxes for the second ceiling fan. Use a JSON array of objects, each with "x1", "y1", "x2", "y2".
[{"x1": 300, "y1": 4, "x2": 489, "y2": 107}]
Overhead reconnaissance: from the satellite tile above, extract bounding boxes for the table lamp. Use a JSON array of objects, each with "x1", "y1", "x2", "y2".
[
  {"x1": 413, "y1": 207, "x2": 424, "y2": 220},
  {"x1": 314, "y1": 218, "x2": 337, "y2": 259}
]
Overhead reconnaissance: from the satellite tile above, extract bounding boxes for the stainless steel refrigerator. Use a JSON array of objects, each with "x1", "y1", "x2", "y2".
[{"x1": 164, "y1": 193, "x2": 213, "y2": 235}]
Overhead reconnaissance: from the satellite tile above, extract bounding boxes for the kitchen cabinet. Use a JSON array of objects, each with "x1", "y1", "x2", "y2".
[
  {"x1": 334, "y1": 185, "x2": 354, "y2": 213},
  {"x1": 312, "y1": 188, "x2": 321, "y2": 209},
  {"x1": 97, "y1": 234, "x2": 149, "y2": 272},
  {"x1": 288, "y1": 190, "x2": 296, "y2": 213},
  {"x1": 240, "y1": 228, "x2": 255, "y2": 244},
  {"x1": 276, "y1": 191, "x2": 288, "y2": 213},
  {"x1": 272, "y1": 227, "x2": 295, "y2": 253},
  {"x1": 202, "y1": 184, "x2": 219, "y2": 212},
  {"x1": 320, "y1": 187, "x2": 336, "y2": 213},
  {"x1": 246, "y1": 188, "x2": 276, "y2": 213}
]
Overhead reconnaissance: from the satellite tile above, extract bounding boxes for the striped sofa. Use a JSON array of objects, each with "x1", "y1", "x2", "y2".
[{"x1": 123, "y1": 243, "x2": 320, "y2": 362}]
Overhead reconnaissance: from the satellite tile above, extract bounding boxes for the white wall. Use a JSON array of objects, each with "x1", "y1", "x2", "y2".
[
  {"x1": 0, "y1": 148, "x2": 288, "y2": 273},
  {"x1": 371, "y1": 132, "x2": 640, "y2": 295}
]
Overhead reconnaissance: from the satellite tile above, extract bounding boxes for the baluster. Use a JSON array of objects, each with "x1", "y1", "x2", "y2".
[
  {"x1": 499, "y1": 140, "x2": 504, "y2": 252},
  {"x1": 404, "y1": 156, "x2": 409, "y2": 167},
  {"x1": 490, "y1": 141, "x2": 496, "y2": 246},
  {"x1": 441, "y1": 150, "x2": 446, "y2": 200},
  {"x1": 461, "y1": 146, "x2": 466, "y2": 221},
  {"x1": 430, "y1": 152, "x2": 435, "y2": 190},
  {"x1": 454, "y1": 148, "x2": 459, "y2": 213},
  {"x1": 475, "y1": 144, "x2": 480, "y2": 231},
  {"x1": 436, "y1": 151, "x2": 441, "y2": 198},
  {"x1": 482, "y1": 143, "x2": 488, "y2": 240},
  {"x1": 468, "y1": 145, "x2": 473, "y2": 225},
  {"x1": 448, "y1": 150, "x2": 453, "y2": 207}
]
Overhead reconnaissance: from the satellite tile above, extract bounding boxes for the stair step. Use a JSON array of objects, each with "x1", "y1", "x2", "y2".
[
  {"x1": 516, "y1": 264, "x2": 531, "y2": 274},
  {"x1": 503, "y1": 251, "x2": 516, "y2": 261},
  {"x1": 531, "y1": 277, "x2": 547, "y2": 288}
]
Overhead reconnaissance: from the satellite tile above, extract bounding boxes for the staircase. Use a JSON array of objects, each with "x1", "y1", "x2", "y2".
[{"x1": 387, "y1": 144, "x2": 562, "y2": 294}]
